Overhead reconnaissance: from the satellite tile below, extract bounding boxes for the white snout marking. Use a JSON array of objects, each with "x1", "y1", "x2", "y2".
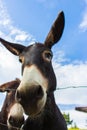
[
  {"x1": 17, "y1": 65, "x2": 48, "y2": 115},
  {"x1": 7, "y1": 103, "x2": 24, "y2": 128},
  {"x1": 17, "y1": 65, "x2": 48, "y2": 93}
]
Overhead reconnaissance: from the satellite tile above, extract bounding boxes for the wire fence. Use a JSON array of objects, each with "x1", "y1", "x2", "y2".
[
  {"x1": 56, "y1": 86, "x2": 87, "y2": 90},
  {"x1": 0, "y1": 86, "x2": 87, "y2": 92}
]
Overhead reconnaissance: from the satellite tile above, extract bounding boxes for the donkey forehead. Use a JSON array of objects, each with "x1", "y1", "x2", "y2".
[{"x1": 20, "y1": 43, "x2": 52, "y2": 57}]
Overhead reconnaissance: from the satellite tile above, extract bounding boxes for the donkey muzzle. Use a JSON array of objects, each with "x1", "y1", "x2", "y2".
[
  {"x1": 15, "y1": 85, "x2": 46, "y2": 117},
  {"x1": 16, "y1": 85, "x2": 44, "y2": 102}
]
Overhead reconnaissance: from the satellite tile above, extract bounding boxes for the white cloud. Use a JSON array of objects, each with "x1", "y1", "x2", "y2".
[
  {"x1": 79, "y1": 10, "x2": 87, "y2": 31},
  {"x1": 0, "y1": 93, "x2": 6, "y2": 111},
  {"x1": 53, "y1": 50, "x2": 70, "y2": 63},
  {"x1": 79, "y1": 0, "x2": 87, "y2": 31},
  {"x1": 0, "y1": 46, "x2": 21, "y2": 84},
  {"x1": 54, "y1": 61, "x2": 87, "y2": 105},
  {"x1": 55, "y1": 62, "x2": 87, "y2": 87},
  {"x1": 0, "y1": 0, "x2": 35, "y2": 43},
  {"x1": 0, "y1": 0, "x2": 36, "y2": 84}
]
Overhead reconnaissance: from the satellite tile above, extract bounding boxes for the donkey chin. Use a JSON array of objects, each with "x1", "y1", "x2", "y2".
[
  {"x1": 23, "y1": 89, "x2": 47, "y2": 118},
  {"x1": 15, "y1": 83, "x2": 47, "y2": 118}
]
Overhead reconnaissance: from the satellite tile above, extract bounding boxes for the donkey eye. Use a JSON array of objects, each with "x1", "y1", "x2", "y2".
[
  {"x1": 19, "y1": 58, "x2": 22, "y2": 63},
  {"x1": 43, "y1": 51, "x2": 53, "y2": 62},
  {"x1": 19, "y1": 56, "x2": 24, "y2": 63},
  {"x1": 45, "y1": 53, "x2": 52, "y2": 60}
]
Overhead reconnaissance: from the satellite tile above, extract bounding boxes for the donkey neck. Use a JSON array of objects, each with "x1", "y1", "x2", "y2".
[{"x1": 23, "y1": 92, "x2": 67, "y2": 130}]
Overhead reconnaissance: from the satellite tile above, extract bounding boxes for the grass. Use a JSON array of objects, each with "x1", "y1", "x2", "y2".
[
  {"x1": 68, "y1": 128, "x2": 80, "y2": 130},
  {"x1": 68, "y1": 128, "x2": 87, "y2": 130}
]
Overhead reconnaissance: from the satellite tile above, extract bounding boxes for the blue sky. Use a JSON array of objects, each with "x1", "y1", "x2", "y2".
[
  {"x1": 4, "y1": 0, "x2": 87, "y2": 63},
  {"x1": 0, "y1": 0, "x2": 87, "y2": 128}
]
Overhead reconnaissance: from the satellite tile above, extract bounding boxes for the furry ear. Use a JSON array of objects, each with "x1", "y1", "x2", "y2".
[
  {"x1": 0, "y1": 79, "x2": 20, "y2": 92},
  {"x1": 44, "y1": 11, "x2": 65, "y2": 49},
  {"x1": 0, "y1": 38, "x2": 25, "y2": 55}
]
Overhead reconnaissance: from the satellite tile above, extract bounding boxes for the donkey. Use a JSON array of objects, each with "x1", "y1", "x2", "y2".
[
  {"x1": 0, "y1": 11, "x2": 67, "y2": 130},
  {"x1": 0, "y1": 79, "x2": 24, "y2": 130}
]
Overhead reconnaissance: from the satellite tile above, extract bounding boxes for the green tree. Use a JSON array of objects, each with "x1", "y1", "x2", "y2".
[{"x1": 63, "y1": 113, "x2": 73, "y2": 126}]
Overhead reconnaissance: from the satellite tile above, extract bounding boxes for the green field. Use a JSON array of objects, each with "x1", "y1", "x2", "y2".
[
  {"x1": 68, "y1": 128, "x2": 87, "y2": 130},
  {"x1": 69, "y1": 128, "x2": 79, "y2": 130}
]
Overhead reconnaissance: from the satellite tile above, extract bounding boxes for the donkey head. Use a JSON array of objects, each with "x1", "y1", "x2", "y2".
[
  {"x1": 0, "y1": 11, "x2": 65, "y2": 118},
  {"x1": 0, "y1": 79, "x2": 24, "y2": 128}
]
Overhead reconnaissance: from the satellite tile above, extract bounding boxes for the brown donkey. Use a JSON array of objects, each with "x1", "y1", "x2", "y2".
[
  {"x1": 0, "y1": 79, "x2": 24, "y2": 130},
  {"x1": 0, "y1": 11, "x2": 67, "y2": 130}
]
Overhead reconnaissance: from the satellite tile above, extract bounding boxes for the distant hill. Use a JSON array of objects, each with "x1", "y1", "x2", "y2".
[{"x1": 58, "y1": 104, "x2": 80, "y2": 111}]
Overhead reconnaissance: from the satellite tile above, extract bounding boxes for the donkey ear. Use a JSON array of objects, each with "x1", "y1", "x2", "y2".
[
  {"x1": 0, "y1": 79, "x2": 20, "y2": 92},
  {"x1": 0, "y1": 38, "x2": 25, "y2": 55},
  {"x1": 44, "y1": 11, "x2": 65, "y2": 49}
]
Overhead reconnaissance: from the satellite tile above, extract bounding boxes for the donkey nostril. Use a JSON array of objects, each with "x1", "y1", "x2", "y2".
[
  {"x1": 8, "y1": 116, "x2": 14, "y2": 125},
  {"x1": 16, "y1": 90, "x2": 22, "y2": 102},
  {"x1": 36, "y1": 85, "x2": 44, "y2": 99}
]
